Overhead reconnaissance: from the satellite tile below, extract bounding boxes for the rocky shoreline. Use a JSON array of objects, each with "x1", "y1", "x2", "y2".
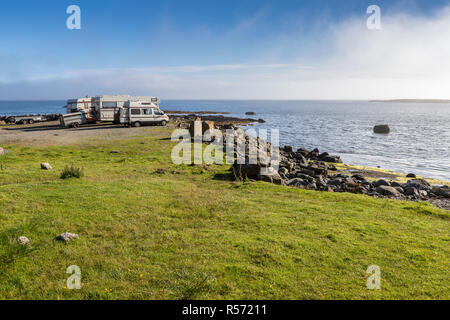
[{"x1": 215, "y1": 125, "x2": 450, "y2": 211}]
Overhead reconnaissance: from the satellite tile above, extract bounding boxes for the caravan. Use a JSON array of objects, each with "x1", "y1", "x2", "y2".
[
  {"x1": 119, "y1": 101, "x2": 169, "y2": 127},
  {"x1": 93, "y1": 95, "x2": 160, "y2": 123}
]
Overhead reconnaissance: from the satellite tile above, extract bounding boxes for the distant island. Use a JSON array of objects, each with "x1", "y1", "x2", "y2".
[{"x1": 370, "y1": 99, "x2": 450, "y2": 103}]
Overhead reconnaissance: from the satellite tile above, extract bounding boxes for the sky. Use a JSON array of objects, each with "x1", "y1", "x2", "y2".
[{"x1": 1, "y1": 0, "x2": 450, "y2": 100}]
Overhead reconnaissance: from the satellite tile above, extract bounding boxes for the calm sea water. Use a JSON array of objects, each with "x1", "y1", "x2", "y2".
[{"x1": 1, "y1": 100, "x2": 449, "y2": 181}]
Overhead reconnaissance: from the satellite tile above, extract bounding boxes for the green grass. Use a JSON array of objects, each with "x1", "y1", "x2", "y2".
[{"x1": 0, "y1": 126, "x2": 448, "y2": 300}]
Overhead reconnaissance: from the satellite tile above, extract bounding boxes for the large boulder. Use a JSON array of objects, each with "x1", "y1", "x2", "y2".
[{"x1": 374, "y1": 125, "x2": 390, "y2": 134}]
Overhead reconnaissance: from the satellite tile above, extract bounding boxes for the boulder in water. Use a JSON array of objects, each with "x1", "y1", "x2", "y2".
[{"x1": 374, "y1": 125, "x2": 390, "y2": 134}]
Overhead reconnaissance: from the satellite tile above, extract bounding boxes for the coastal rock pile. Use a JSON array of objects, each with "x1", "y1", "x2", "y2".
[{"x1": 202, "y1": 123, "x2": 449, "y2": 208}]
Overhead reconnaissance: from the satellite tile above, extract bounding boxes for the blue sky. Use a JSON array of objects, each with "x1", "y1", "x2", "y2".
[{"x1": 1, "y1": 0, "x2": 450, "y2": 99}]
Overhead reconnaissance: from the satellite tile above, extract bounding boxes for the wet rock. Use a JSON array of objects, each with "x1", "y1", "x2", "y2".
[
  {"x1": 245, "y1": 112, "x2": 256, "y2": 115},
  {"x1": 406, "y1": 173, "x2": 416, "y2": 178},
  {"x1": 374, "y1": 124, "x2": 390, "y2": 134}
]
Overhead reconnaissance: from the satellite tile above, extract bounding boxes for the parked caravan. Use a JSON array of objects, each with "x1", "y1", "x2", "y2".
[
  {"x1": 93, "y1": 95, "x2": 160, "y2": 123},
  {"x1": 119, "y1": 101, "x2": 169, "y2": 127}
]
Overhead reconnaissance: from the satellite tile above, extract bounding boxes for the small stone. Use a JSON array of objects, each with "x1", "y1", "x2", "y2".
[
  {"x1": 17, "y1": 236, "x2": 30, "y2": 246},
  {"x1": 41, "y1": 162, "x2": 52, "y2": 170},
  {"x1": 406, "y1": 173, "x2": 416, "y2": 178},
  {"x1": 56, "y1": 232, "x2": 79, "y2": 242},
  {"x1": 156, "y1": 168, "x2": 167, "y2": 174}
]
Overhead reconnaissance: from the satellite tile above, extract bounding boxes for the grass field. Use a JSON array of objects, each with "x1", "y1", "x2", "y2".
[{"x1": 0, "y1": 126, "x2": 448, "y2": 300}]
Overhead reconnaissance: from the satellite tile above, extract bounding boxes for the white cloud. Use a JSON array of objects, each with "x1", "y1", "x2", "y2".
[{"x1": 2, "y1": 6, "x2": 450, "y2": 99}]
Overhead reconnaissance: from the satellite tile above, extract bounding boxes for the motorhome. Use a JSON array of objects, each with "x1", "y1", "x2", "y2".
[
  {"x1": 93, "y1": 95, "x2": 160, "y2": 123},
  {"x1": 119, "y1": 101, "x2": 169, "y2": 127}
]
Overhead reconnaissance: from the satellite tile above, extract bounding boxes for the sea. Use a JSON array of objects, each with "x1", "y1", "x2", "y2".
[{"x1": 1, "y1": 100, "x2": 449, "y2": 181}]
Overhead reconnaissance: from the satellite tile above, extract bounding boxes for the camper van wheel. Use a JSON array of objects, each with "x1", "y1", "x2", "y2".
[
  {"x1": 133, "y1": 122, "x2": 141, "y2": 127},
  {"x1": 161, "y1": 120, "x2": 167, "y2": 126},
  {"x1": 73, "y1": 122, "x2": 80, "y2": 128},
  {"x1": 28, "y1": 119, "x2": 34, "y2": 124}
]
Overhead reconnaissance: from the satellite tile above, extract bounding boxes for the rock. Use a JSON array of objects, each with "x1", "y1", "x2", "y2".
[
  {"x1": 432, "y1": 186, "x2": 450, "y2": 198},
  {"x1": 257, "y1": 119, "x2": 266, "y2": 123},
  {"x1": 394, "y1": 187, "x2": 404, "y2": 194},
  {"x1": 245, "y1": 112, "x2": 256, "y2": 115},
  {"x1": 374, "y1": 179, "x2": 390, "y2": 187},
  {"x1": 189, "y1": 118, "x2": 215, "y2": 137},
  {"x1": 156, "y1": 168, "x2": 167, "y2": 174},
  {"x1": 232, "y1": 163, "x2": 262, "y2": 179},
  {"x1": 287, "y1": 178, "x2": 307, "y2": 187},
  {"x1": 306, "y1": 148, "x2": 320, "y2": 160},
  {"x1": 279, "y1": 167, "x2": 289, "y2": 176},
  {"x1": 351, "y1": 174, "x2": 365, "y2": 181},
  {"x1": 40, "y1": 162, "x2": 52, "y2": 170},
  {"x1": 318, "y1": 152, "x2": 342, "y2": 163},
  {"x1": 373, "y1": 124, "x2": 390, "y2": 134},
  {"x1": 258, "y1": 168, "x2": 283, "y2": 185},
  {"x1": 376, "y1": 185, "x2": 400, "y2": 196},
  {"x1": 406, "y1": 179, "x2": 431, "y2": 191},
  {"x1": 390, "y1": 181, "x2": 402, "y2": 188},
  {"x1": 56, "y1": 232, "x2": 79, "y2": 243},
  {"x1": 296, "y1": 148, "x2": 310, "y2": 157},
  {"x1": 406, "y1": 173, "x2": 416, "y2": 178},
  {"x1": 17, "y1": 236, "x2": 30, "y2": 246},
  {"x1": 405, "y1": 187, "x2": 419, "y2": 197},
  {"x1": 283, "y1": 146, "x2": 293, "y2": 153}
]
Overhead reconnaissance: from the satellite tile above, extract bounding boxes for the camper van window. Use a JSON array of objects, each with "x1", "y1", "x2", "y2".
[
  {"x1": 142, "y1": 109, "x2": 152, "y2": 115},
  {"x1": 102, "y1": 102, "x2": 117, "y2": 108},
  {"x1": 154, "y1": 110, "x2": 164, "y2": 115},
  {"x1": 130, "y1": 108, "x2": 141, "y2": 115}
]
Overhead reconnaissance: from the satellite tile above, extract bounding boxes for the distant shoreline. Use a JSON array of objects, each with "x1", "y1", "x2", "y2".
[{"x1": 370, "y1": 99, "x2": 450, "y2": 103}]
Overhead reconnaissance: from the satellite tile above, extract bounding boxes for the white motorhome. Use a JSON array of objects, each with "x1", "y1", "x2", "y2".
[
  {"x1": 93, "y1": 95, "x2": 160, "y2": 123},
  {"x1": 119, "y1": 101, "x2": 169, "y2": 127}
]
